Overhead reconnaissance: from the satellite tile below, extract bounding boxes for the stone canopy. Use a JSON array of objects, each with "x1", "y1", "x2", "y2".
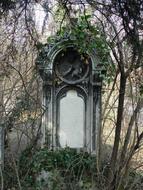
[{"x1": 36, "y1": 37, "x2": 103, "y2": 154}]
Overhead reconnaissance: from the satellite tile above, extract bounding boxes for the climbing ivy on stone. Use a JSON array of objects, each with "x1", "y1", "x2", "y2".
[{"x1": 36, "y1": 14, "x2": 115, "y2": 83}]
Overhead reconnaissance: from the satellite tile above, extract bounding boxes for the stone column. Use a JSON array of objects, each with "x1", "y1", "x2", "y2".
[{"x1": 40, "y1": 69, "x2": 53, "y2": 148}]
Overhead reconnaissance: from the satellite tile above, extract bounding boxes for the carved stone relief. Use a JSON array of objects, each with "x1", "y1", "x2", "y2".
[
  {"x1": 54, "y1": 47, "x2": 90, "y2": 84},
  {"x1": 36, "y1": 39, "x2": 102, "y2": 154}
]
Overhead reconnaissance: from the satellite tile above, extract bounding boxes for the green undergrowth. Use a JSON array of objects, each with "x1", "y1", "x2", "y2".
[
  {"x1": 19, "y1": 147, "x2": 97, "y2": 190},
  {"x1": 4, "y1": 147, "x2": 143, "y2": 189}
]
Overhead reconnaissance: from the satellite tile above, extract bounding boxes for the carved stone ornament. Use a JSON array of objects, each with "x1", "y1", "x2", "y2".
[
  {"x1": 54, "y1": 47, "x2": 90, "y2": 84},
  {"x1": 36, "y1": 38, "x2": 103, "y2": 154},
  {"x1": 37, "y1": 67, "x2": 51, "y2": 82}
]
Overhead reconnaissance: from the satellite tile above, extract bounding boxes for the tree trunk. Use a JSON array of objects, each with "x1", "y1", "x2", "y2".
[{"x1": 108, "y1": 73, "x2": 126, "y2": 183}]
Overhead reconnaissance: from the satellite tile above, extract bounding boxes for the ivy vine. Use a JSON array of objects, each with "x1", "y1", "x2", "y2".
[
  {"x1": 19, "y1": 147, "x2": 97, "y2": 189},
  {"x1": 36, "y1": 14, "x2": 115, "y2": 83}
]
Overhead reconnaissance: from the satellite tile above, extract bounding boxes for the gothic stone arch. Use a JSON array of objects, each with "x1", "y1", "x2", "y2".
[{"x1": 36, "y1": 39, "x2": 102, "y2": 154}]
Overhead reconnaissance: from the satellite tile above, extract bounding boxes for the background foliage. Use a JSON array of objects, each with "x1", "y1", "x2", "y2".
[{"x1": 0, "y1": 0, "x2": 143, "y2": 190}]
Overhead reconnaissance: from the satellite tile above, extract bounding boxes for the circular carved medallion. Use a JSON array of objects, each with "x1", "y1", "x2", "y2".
[{"x1": 54, "y1": 48, "x2": 90, "y2": 84}]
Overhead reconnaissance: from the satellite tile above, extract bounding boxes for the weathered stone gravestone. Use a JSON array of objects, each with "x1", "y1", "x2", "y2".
[{"x1": 36, "y1": 38, "x2": 102, "y2": 154}]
